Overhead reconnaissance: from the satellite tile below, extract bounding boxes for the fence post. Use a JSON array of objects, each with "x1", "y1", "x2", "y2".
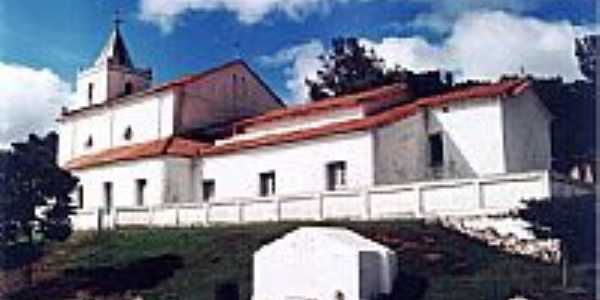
[
  {"x1": 97, "y1": 207, "x2": 103, "y2": 231},
  {"x1": 475, "y1": 180, "x2": 484, "y2": 210},
  {"x1": 111, "y1": 207, "x2": 117, "y2": 229},
  {"x1": 148, "y1": 206, "x2": 154, "y2": 227},
  {"x1": 317, "y1": 192, "x2": 325, "y2": 220},
  {"x1": 175, "y1": 205, "x2": 181, "y2": 227},
  {"x1": 275, "y1": 197, "x2": 282, "y2": 222},
  {"x1": 415, "y1": 185, "x2": 424, "y2": 218},
  {"x1": 237, "y1": 199, "x2": 244, "y2": 224},
  {"x1": 204, "y1": 202, "x2": 211, "y2": 226},
  {"x1": 542, "y1": 170, "x2": 552, "y2": 198},
  {"x1": 362, "y1": 188, "x2": 371, "y2": 220}
]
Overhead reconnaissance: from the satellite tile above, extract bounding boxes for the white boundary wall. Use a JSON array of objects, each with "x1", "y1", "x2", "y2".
[{"x1": 72, "y1": 170, "x2": 591, "y2": 230}]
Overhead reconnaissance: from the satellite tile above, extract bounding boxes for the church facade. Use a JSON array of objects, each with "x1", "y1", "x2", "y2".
[
  {"x1": 58, "y1": 23, "x2": 283, "y2": 210},
  {"x1": 58, "y1": 24, "x2": 555, "y2": 227}
]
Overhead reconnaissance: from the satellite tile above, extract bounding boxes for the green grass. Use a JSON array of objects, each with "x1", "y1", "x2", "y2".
[{"x1": 16, "y1": 221, "x2": 586, "y2": 300}]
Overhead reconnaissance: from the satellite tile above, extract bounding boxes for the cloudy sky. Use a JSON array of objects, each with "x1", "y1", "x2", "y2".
[{"x1": 0, "y1": 0, "x2": 596, "y2": 146}]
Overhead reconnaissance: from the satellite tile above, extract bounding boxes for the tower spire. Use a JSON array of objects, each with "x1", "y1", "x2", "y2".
[{"x1": 93, "y1": 10, "x2": 134, "y2": 68}]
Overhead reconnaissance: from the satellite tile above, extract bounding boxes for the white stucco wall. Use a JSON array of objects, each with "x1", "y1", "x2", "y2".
[
  {"x1": 71, "y1": 110, "x2": 113, "y2": 158},
  {"x1": 502, "y1": 89, "x2": 552, "y2": 172},
  {"x1": 58, "y1": 92, "x2": 175, "y2": 165},
  {"x1": 253, "y1": 227, "x2": 396, "y2": 300},
  {"x1": 111, "y1": 92, "x2": 175, "y2": 147},
  {"x1": 76, "y1": 66, "x2": 108, "y2": 107},
  {"x1": 164, "y1": 157, "x2": 200, "y2": 203},
  {"x1": 429, "y1": 98, "x2": 507, "y2": 176},
  {"x1": 225, "y1": 107, "x2": 365, "y2": 144},
  {"x1": 57, "y1": 122, "x2": 75, "y2": 166},
  {"x1": 202, "y1": 132, "x2": 375, "y2": 199},
  {"x1": 72, "y1": 158, "x2": 167, "y2": 210},
  {"x1": 75, "y1": 64, "x2": 151, "y2": 108},
  {"x1": 72, "y1": 155, "x2": 198, "y2": 211}
]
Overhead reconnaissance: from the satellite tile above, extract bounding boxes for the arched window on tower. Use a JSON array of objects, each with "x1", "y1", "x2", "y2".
[
  {"x1": 87, "y1": 83, "x2": 94, "y2": 105},
  {"x1": 85, "y1": 135, "x2": 93, "y2": 148},
  {"x1": 123, "y1": 126, "x2": 133, "y2": 141}
]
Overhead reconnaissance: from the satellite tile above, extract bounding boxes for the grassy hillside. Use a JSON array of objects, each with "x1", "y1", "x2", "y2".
[{"x1": 9, "y1": 221, "x2": 590, "y2": 300}]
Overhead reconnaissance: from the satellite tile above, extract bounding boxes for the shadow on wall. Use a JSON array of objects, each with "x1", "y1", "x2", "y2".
[
  {"x1": 7, "y1": 254, "x2": 184, "y2": 300},
  {"x1": 424, "y1": 111, "x2": 477, "y2": 181}
]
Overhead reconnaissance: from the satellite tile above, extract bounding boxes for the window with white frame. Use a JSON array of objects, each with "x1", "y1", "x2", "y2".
[
  {"x1": 326, "y1": 161, "x2": 347, "y2": 191},
  {"x1": 259, "y1": 171, "x2": 276, "y2": 197}
]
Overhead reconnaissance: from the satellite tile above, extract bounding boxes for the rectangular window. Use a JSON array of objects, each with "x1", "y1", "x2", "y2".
[
  {"x1": 76, "y1": 185, "x2": 84, "y2": 209},
  {"x1": 259, "y1": 171, "x2": 276, "y2": 197},
  {"x1": 429, "y1": 133, "x2": 444, "y2": 167},
  {"x1": 202, "y1": 180, "x2": 215, "y2": 202},
  {"x1": 87, "y1": 83, "x2": 94, "y2": 104},
  {"x1": 103, "y1": 182, "x2": 113, "y2": 213},
  {"x1": 326, "y1": 161, "x2": 347, "y2": 191},
  {"x1": 135, "y1": 179, "x2": 147, "y2": 206}
]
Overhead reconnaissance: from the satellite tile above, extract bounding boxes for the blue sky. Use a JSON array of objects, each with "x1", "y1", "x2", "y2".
[{"x1": 0, "y1": 0, "x2": 597, "y2": 145}]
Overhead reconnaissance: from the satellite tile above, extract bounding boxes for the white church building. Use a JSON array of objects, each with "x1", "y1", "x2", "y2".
[{"x1": 59, "y1": 23, "x2": 577, "y2": 230}]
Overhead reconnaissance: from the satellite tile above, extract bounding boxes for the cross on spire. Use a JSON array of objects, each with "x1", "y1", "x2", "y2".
[
  {"x1": 93, "y1": 9, "x2": 134, "y2": 68},
  {"x1": 113, "y1": 9, "x2": 123, "y2": 29}
]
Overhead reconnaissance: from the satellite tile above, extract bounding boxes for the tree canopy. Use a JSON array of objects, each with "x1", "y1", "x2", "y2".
[
  {"x1": 518, "y1": 194, "x2": 596, "y2": 288},
  {"x1": 305, "y1": 37, "x2": 452, "y2": 101},
  {"x1": 0, "y1": 132, "x2": 78, "y2": 248},
  {"x1": 305, "y1": 37, "x2": 391, "y2": 100},
  {"x1": 575, "y1": 34, "x2": 599, "y2": 82}
]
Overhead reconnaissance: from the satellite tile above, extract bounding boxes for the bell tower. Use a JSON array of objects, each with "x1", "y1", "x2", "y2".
[{"x1": 76, "y1": 13, "x2": 152, "y2": 107}]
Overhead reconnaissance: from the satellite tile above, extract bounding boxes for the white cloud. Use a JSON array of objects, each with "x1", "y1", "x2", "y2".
[
  {"x1": 260, "y1": 40, "x2": 325, "y2": 103},
  {"x1": 368, "y1": 11, "x2": 594, "y2": 82},
  {"x1": 266, "y1": 11, "x2": 596, "y2": 101},
  {"x1": 138, "y1": 0, "x2": 359, "y2": 33},
  {"x1": 408, "y1": 0, "x2": 537, "y2": 34},
  {"x1": 0, "y1": 62, "x2": 73, "y2": 147}
]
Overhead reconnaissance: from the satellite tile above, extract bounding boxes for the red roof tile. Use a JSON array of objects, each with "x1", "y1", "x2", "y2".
[
  {"x1": 202, "y1": 80, "x2": 529, "y2": 157},
  {"x1": 234, "y1": 83, "x2": 408, "y2": 131},
  {"x1": 414, "y1": 79, "x2": 530, "y2": 108},
  {"x1": 65, "y1": 137, "x2": 210, "y2": 170},
  {"x1": 64, "y1": 79, "x2": 530, "y2": 166}
]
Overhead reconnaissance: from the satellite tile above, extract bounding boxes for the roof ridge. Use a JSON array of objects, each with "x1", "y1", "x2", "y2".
[
  {"x1": 234, "y1": 83, "x2": 407, "y2": 129},
  {"x1": 202, "y1": 79, "x2": 530, "y2": 157}
]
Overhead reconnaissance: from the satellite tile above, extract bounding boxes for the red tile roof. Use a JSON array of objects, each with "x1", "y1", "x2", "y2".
[
  {"x1": 65, "y1": 137, "x2": 210, "y2": 170},
  {"x1": 234, "y1": 83, "x2": 408, "y2": 131},
  {"x1": 414, "y1": 79, "x2": 530, "y2": 108},
  {"x1": 202, "y1": 80, "x2": 529, "y2": 157},
  {"x1": 60, "y1": 59, "x2": 283, "y2": 119},
  {"x1": 63, "y1": 79, "x2": 530, "y2": 167}
]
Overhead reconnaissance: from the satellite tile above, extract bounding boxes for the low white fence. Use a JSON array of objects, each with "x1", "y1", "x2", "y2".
[{"x1": 70, "y1": 170, "x2": 591, "y2": 230}]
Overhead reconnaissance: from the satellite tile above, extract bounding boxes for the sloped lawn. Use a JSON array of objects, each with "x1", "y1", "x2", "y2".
[{"x1": 8, "y1": 221, "x2": 589, "y2": 300}]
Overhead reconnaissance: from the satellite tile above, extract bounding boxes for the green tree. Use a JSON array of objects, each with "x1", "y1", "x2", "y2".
[
  {"x1": 305, "y1": 37, "x2": 452, "y2": 101},
  {"x1": 575, "y1": 34, "x2": 599, "y2": 82},
  {"x1": 305, "y1": 37, "x2": 391, "y2": 100},
  {"x1": 0, "y1": 132, "x2": 78, "y2": 294}
]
